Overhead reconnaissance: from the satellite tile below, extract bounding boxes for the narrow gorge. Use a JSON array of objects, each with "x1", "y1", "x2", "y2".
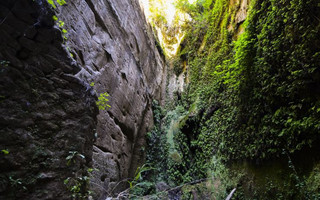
[{"x1": 0, "y1": 0, "x2": 319, "y2": 199}]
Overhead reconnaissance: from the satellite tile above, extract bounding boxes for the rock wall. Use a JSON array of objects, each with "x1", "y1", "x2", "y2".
[
  {"x1": 0, "y1": 0, "x2": 166, "y2": 199},
  {"x1": 0, "y1": 0, "x2": 97, "y2": 199},
  {"x1": 228, "y1": 0, "x2": 250, "y2": 37},
  {"x1": 57, "y1": 0, "x2": 166, "y2": 198}
]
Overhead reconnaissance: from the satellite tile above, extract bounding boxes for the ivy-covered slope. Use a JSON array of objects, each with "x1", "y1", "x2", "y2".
[
  {"x1": 138, "y1": 0, "x2": 320, "y2": 199},
  {"x1": 178, "y1": 0, "x2": 320, "y2": 162}
]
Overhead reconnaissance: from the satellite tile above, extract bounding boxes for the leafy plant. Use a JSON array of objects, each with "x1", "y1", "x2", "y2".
[
  {"x1": 64, "y1": 152, "x2": 94, "y2": 199},
  {"x1": 47, "y1": 0, "x2": 68, "y2": 40},
  {"x1": 47, "y1": 0, "x2": 66, "y2": 9},
  {"x1": 144, "y1": 0, "x2": 320, "y2": 199},
  {"x1": 64, "y1": 175, "x2": 92, "y2": 199},
  {"x1": 1, "y1": 149, "x2": 9, "y2": 155},
  {"x1": 0, "y1": 60, "x2": 9, "y2": 67},
  {"x1": 96, "y1": 92, "x2": 111, "y2": 110},
  {"x1": 128, "y1": 164, "x2": 154, "y2": 189},
  {"x1": 66, "y1": 151, "x2": 85, "y2": 166},
  {"x1": 9, "y1": 176, "x2": 27, "y2": 191},
  {"x1": 0, "y1": 60, "x2": 9, "y2": 73}
]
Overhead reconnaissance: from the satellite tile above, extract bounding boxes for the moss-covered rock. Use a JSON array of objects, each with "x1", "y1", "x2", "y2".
[{"x1": 143, "y1": 0, "x2": 320, "y2": 199}]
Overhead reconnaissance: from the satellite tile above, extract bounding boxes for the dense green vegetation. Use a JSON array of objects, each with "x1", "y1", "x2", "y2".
[{"x1": 135, "y1": 0, "x2": 320, "y2": 199}]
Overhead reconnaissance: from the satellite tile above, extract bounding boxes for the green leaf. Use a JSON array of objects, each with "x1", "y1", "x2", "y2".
[
  {"x1": 278, "y1": 130, "x2": 285, "y2": 137},
  {"x1": 47, "y1": 0, "x2": 56, "y2": 8},
  {"x1": 128, "y1": 181, "x2": 133, "y2": 188},
  {"x1": 64, "y1": 178, "x2": 70, "y2": 185},
  {"x1": 78, "y1": 154, "x2": 85, "y2": 159},
  {"x1": 1, "y1": 149, "x2": 9, "y2": 155},
  {"x1": 58, "y1": 20, "x2": 65, "y2": 28},
  {"x1": 66, "y1": 155, "x2": 73, "y2": 160},
  {"x1": 52, "y1": 15, "x2": 58, "y2": 21},
  {"x1": 56, "y1": 0, "x2": 67, "y2": 6}
]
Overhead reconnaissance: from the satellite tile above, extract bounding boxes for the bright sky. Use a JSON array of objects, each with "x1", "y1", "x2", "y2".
[
  {"x1": 139, "y1": 0, "x2": 176, "y2": 25},
  {"x1": 139, "y1": 0, "x2": 197, "y2": 57},
  {"x1": 140, "y1": 0, "x2": 197, "y2": 25},
  {"x1": 165, "y1": 0, "x2": 176, "y2": 25},
  {"x1": 160, "y1": 0, "x2": 197, "y2": 25}
]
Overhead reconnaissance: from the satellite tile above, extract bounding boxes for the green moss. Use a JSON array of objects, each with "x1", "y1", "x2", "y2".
[{"x1": 144, "y1": 0, "x2": 320, "y2": 198}]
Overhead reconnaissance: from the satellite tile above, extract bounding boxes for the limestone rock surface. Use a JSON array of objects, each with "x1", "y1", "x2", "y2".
[
  {"x1": 0, "y1": 0, "x2": 166, "y2": 199},
  {"x1": 58, "y1": 0, "x2": 166, "y2": 198}
]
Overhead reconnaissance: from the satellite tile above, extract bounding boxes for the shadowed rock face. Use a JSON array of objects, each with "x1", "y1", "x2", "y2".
[
  {"x1": 57, "y1": 0, "x2": 166, "y2": 198},
  {"x1": 1, "y1": 0, "x2": 165, "y2": 199},
  {"x1": 0, "y1": 0, "x2": 97, "y2": 199}
]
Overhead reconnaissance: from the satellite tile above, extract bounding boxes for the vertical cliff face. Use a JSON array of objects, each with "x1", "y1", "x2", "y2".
[
  {"x1": 0, "y1": 0, "x2": 97, "y2": 199},
  {"x1": 0, "y1": 0, "x2": 166, "y2": 199},
  {"x1": 57, "y1": 0, "x2": 166, "y2": 198}
]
